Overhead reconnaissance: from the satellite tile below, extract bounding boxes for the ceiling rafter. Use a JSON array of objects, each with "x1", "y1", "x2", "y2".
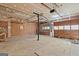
[
  {"x1": 0, "y1": 5, "x2": 36, "y2": 21},
  {"x1": 0, "y1": 4, "x2": 49, "y2": 22}
]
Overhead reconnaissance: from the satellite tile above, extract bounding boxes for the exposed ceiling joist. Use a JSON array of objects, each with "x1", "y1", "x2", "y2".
[
  {"x1": 41, "y1": 3, "x2": 63, "y2": 19},
  {"x1": 41, "y1": 3, "x2": 51, "y2": 10},
  {"x1": 0, "y1": 5, "x2": 35, "y2": 21}
]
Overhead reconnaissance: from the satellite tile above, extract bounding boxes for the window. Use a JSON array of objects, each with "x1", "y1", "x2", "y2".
[
  {"x1": 64, "y1": 25, "x2": 70, "y2": 30},
  {"x1": 54, "y1": 26, "x2": 59, "y2": 30},
  {"x1": 71, "y1": 25, "x2": 78, "y2": 30},
  {"x1": 59, "y1": 26, "x2": 64, "y2": 30},
  {"x1": 46, "y1": 27, "x2": 50, "y2": 29},
  {"x1": 42, "y1": 26, "x2": 50, "y2": 30}
]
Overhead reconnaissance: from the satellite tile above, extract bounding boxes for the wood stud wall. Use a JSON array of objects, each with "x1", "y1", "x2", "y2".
[
  {"x1": 11, "y1": 21, "x2": 37, "y2": 36},
  {"x1": 0, "y1": 21, "x2": 8, "y2": 37},
  {"x1": 54, "y1": 17, "x2": 79, "y2": 40},
  {"x1": 0, "y1": 20, "x2": 37, "y2": 38},
  {"x1": 40, "y1": 23, "x2": 50, "y2": 35}
]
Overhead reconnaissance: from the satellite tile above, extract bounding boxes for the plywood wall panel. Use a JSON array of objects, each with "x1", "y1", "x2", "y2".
[
  {"x1": 54, "y1": 17, "x2": 79, "y2": 40},
  {"x1": 11, "y1": 22, "x2": 37, "y2": 36},
  {"x1": 54, "y1": 22, "x2": 60, "y2": 26},
  {"x1": 63, "y1": 20, "x2": 71, "y2": 25},
  {"x1": 70, "y1": 19, "x2": 79, "y2": 25},
  {"x1": 58, "y1": 30, "x2": 64, "y2": 38},
  {"x1": 64, "y1": 30, "x2": 71, "y2": 39},
  {"x1": 0, "y1": 21, "x2": 8, "y2": 37},
  {"x1": 11, "y1": 22, "x2": 21, "y2": 36},
  {"x1": 70, "y1": 30, "x2": 79, "y2": 39},
  {"x1": 22, "y1": 22, "x2": 37, "y2": 35},
  {"x1": 54, "y1": 30, "x2": 59, "y2": 37}
]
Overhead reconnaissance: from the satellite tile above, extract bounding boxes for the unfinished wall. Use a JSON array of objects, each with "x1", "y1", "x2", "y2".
[
  {"x1": 11, "y1": 21, "x2": 37, "y2": 36},
  {"x1": 40, "y1": 22, "x2": 50, "y2": 35},
  {"x1": 54, "y1": 15, "x2": 79, "y2": 40},
  {"x1": 0, "y1": 21, "x2": 8, "y2": 37},
  {"x1": 22, "y1": 22, "x2": 37, "y2": 35},
  {"x1": 11, "y1": 22, "x2": 21, "y2": 36}
]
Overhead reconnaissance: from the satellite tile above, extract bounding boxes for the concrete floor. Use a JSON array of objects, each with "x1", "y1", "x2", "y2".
[{"x1": 0, "y1": 35, "x2": 79, "y2": 56}]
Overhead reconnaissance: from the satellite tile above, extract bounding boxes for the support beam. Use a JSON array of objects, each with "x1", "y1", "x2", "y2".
[
  {"x1": 41, "y1": 3, "x2": 51, "y2": 10},
  {"x1": 8, "y1": 20, "x2": 11, "y2": 37},
  {"x1": 33, "y1": 12, "x2": 40, "y2": 41}
]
